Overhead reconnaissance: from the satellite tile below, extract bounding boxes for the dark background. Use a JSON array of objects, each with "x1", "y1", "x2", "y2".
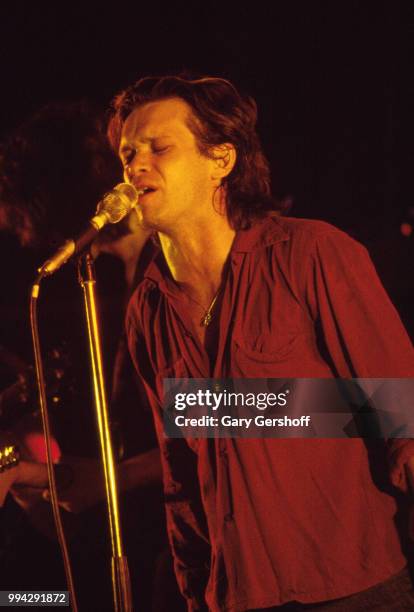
[
  {"x1": 0, "y1": 3, "x2": 413, "y2": 604},
  {"x1": 1, "y1": 1, "x2": 413, "y2": 331}
]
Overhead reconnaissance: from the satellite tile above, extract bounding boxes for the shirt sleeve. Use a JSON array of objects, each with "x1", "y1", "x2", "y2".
[
  {"x1": 304, "y1": 227, "x2": 414, "y2": 490},
  {"x1": 125, "y1": 296, "x2": 210, "y2": 611}
]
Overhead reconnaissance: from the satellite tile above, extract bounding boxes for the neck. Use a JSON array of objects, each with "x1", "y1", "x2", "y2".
[{"x1": 159, "y1": 214, "x2": 235, "y2": 305}]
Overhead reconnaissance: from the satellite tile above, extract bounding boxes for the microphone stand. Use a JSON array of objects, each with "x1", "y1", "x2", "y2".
[{"x1": 78, "y1": 253, "x2": 132, "y2": 612}]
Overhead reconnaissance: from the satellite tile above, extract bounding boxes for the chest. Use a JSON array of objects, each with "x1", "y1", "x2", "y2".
[
  {"x1": 184, "y1": 301, "x2": 208, "y2": 345},
  {"x1": 141, "y1": 264, "x2": 330, "y2": 393}
]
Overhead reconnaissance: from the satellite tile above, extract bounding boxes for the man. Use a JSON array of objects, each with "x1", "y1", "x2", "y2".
[{"x1": 107, "y1": 75, "x2": 414, "y2": 611}]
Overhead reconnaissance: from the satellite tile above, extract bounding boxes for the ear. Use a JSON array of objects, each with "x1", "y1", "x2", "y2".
[{"x1": 210, "y1": 143, "x2": 237, "y2": 181}]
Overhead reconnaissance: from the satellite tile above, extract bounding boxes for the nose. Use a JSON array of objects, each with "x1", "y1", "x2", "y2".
[{"x1": 125, "y1": 150, "x2": 151, "y2": 182}]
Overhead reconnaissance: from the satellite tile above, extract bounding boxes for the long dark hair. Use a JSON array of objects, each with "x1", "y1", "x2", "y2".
[{"x1": 108, "y1": 74, "x2": 282, "y2": 229}]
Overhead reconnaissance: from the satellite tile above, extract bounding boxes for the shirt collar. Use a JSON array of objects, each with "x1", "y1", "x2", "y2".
[
  {"x1": 231, "y1": 215, "x2": 289, "y2": 253},
  {"x1": 143, "y1": 215, "x2": 290, "y2": 287}
]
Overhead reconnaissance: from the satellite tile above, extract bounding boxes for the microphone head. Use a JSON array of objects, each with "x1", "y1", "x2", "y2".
[{"x1": 97, "y1": 182, "x2": 139, "y2": 224}]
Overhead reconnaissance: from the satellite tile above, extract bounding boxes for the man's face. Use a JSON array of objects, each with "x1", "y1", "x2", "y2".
[{"x1": 119, "y1": 97, "x2": 218, "y2": 233}]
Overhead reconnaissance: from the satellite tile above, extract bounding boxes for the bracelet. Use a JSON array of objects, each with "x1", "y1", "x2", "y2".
[{"x1": 0, "y1": 444, "x2": 20, "y2": 473}]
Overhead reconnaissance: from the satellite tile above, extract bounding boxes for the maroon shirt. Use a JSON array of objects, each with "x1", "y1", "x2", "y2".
[{"x1": 126, "y1": 217, "x2": 414, "y2": 611}]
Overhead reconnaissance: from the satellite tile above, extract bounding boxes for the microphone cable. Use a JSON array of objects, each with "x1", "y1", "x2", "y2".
[{"x1": 30, "y1": 271, "x2": 79, "y2": 612}]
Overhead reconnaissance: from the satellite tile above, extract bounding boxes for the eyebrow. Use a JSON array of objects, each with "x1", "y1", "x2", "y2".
[{"x1": 120, "y1": 133, "x2": 174, "y2": 148}]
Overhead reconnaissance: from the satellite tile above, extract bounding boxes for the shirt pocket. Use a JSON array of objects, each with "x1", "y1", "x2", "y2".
[
  {"x1": 233, "y1": 328, "x2": 302, "y2": 361},
  {"x1": 231, "y1": 330, "x2": 307, "y2": 377}
]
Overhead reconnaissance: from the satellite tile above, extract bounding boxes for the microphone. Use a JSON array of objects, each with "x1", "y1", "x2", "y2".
[{"x1": 38, "y1": 183, "x2": 140, "y2": 276}]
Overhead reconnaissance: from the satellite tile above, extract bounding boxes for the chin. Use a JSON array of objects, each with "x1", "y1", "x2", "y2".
[{"x1": 136, "y1": 211, "x2": 162, "y2": 233}]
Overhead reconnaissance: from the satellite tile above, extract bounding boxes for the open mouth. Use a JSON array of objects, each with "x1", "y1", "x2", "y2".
[{"x1": 138, "y1": 186, "x2": 156, "y2": 196}]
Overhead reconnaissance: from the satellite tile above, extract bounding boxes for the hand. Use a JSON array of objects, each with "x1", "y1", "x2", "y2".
[
  {"x1": 42, "y1": 448, "x2": 162, "y2": 513},
  {"x1": 4, "y1": 419, "x2": 60, "y2": 510},
  {"x1": 42, "y1": 455, "x2": 105, "y2": 514},
  {"x1": 10, "y1": 461, "x2": 50, "y2": 512},
  {"x1": 0, "y1": 454, "x2": 49, "y2": 508}
]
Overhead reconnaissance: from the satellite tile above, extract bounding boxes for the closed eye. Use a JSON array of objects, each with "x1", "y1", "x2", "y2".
[{"x1": 153, "y1": 145, "x2": 170, "y2": 155}]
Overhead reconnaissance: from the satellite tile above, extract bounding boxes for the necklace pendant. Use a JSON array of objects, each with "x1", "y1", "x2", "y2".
[{"x1": 201, "y1": 312, "x2": 212, "y2": 327}]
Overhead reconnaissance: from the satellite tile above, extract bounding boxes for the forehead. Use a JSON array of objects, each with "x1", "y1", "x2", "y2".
[{"x1": 119, "y1": 97, "x2": 195, "y2": 150}]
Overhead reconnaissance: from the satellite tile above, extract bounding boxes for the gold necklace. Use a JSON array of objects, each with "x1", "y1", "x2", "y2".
[
  {"x1": 201, "y1": 291, "x2": 220, "y2": 327},
  {"x1": 183, "y1": 288, "x2": 221, "y2": 327}
]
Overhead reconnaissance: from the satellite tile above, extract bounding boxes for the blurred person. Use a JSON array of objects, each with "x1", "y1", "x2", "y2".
[{"x1": 0, "y1": 100, "x2": 184, "y2": 611}]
